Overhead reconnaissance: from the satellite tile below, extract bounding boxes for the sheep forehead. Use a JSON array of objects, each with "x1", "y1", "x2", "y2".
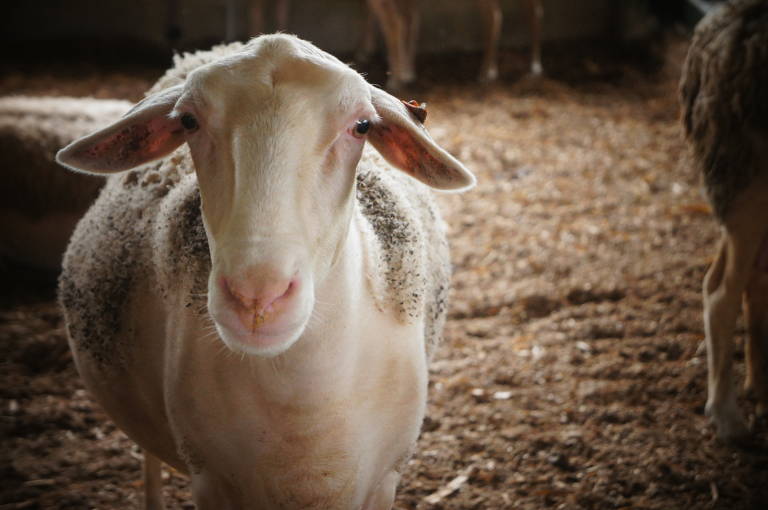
[{"x1": 184, "y1": 34, "x2": 371, "y2": 120}]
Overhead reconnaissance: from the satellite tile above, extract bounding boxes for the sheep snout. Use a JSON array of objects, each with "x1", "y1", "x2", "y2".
[
  {"x1": 208, "y1": 269, "x2": 313, "y2": 356},
  {"x1": 222, "y1": 274, "x2": 297, "y2": 322}
]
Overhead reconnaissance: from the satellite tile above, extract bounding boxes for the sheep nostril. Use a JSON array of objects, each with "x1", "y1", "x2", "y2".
[
  {"x1": 222, "y1": 277, "x2": 251, "y2": 309},
  {"x1": 220, "y1": 275, "x2": 299, "y2": 317}
]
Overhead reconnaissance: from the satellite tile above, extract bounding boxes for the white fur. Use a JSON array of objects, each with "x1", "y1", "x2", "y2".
[{"x1": 57, "y1": 34, "x2": 473, "y2": 509}]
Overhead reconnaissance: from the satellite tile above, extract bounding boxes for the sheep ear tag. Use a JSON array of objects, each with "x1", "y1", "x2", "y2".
[
  {"x1": 56, "y1": 85, "x2": 186, "y2": 175},
  {"x1": 402, "y1": 100, "x2": 427, "y2": 124},
  {"x1": 368, "y1": 85, "x2": 475, "y2": 192}
]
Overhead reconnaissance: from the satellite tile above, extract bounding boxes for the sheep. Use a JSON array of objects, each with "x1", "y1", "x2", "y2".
[
  {"x1": 365, "y1": 0, "x2": 543, "y2": 89},
  {"x1": 224, "y1": 0, "x2": 291, "y2": 42},
  {"x1": 55, "y1": 33, "x2": 475, "y2": 509},
  {"x1": 474, "y1": 0, "x2": 544, "y2": 82},
  {"x1": 679, "y1": 0, "x2": 768, "y2": 442},
  {"x1": 0, "y1": 96, "x2": 130, "y2": 271}
]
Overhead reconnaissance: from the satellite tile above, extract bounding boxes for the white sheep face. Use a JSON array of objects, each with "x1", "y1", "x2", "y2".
[
  {"x1": 56, "y1": 34, "x2": 475, "y2": 357},
  {"x1": 175, "y1": 40, "x2": 377, "y2": 356}
]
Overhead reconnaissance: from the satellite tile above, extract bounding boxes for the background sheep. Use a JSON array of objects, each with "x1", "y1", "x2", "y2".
[
  {"x1": 0, "y1": 96, "x2": 130, "y2": 271},
  {"x1": 56, "y1": 34, "x2": 474, "y2": 509},
  {"x1": 679, "y1": 0, "x2": 768, "y2": 442},
  {"x1": 365, "y1": 0, "x2": 543, "y2": 89}
]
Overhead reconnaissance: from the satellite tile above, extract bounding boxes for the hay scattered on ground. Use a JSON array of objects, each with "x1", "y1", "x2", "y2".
[{"x1": 2, "y1": 39, "x2": 767, "y2": 509}]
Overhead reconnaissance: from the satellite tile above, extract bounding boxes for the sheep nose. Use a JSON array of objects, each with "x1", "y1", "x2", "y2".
[{"x1": 221, "y1": 273, "x2": 297, "y2": 326}]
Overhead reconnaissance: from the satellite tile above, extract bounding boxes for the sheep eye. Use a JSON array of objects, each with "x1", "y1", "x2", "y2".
[
  {"x1": 354, "y1": 119, "x2": 371, "y2": 136},
  {"x1": 181, "y1": 113, "x2": 198, "y2": 131}
]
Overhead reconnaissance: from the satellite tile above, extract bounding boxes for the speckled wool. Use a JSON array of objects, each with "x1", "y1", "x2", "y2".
[
  {"x1": 0, "y1": 96, "x2": 130, "y2": 217},
  {"x1": 680, "y1": 0, "x2": 768, "y2": 221},
  {"x1": 1, "y1": 96, "x2": 132, "y2": 269}
]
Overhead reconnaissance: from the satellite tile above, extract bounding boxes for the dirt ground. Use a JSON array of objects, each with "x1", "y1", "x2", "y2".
[{"x1": 2, "y1": 37, "x2": 767, "y2": 510}]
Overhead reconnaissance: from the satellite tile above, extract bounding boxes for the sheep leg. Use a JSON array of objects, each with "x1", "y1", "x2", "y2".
[
  {"x1": 477, "y1": 0, "x2": 502, "y2": 82},
  {"x1": 703, "y1": 235, "x2": 740, "y2": 440},
  {"x1": 525, "y1": 0, "x2": 543, "y2": 76},
  {"x1": 356, "y1": 5, "x2": 379, "y2": 63},
  {"x1": 226, "y1": 0, "x2": 246, "y2": 42},
  {"x1": 362, "y1": 470, "x2": 399, "y2": 510},
  {"x1": 247, "y1": 0, "x2": 265, "y2": 35},
  {"x1": 143, "y1": 451, "x2": 165, "y2": 510},
  {"x1": 745, "y1": 234, "x2": 768, "y2": 417},
  {"x1": 704, "y1": 224, "x2": 761, "y2": 442},
  {"x1": 400, "y1": 0, "x2": 419, "y2": 85},
  {"x1": 165, "y1": 0, "x2": 182, "y2": 47},
  {"x1": 368, "y1": 0, "x2": 410, "y2": 90},
  {"x1": 274, "y1": 0, "x2": 290, "y2": 31},
  {"x1": 702, "y1": 234, "x2": 745, "y2": 441}
]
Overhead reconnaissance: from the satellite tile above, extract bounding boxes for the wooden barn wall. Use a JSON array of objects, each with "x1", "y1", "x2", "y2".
[{"x1": 4, "y1": 0, "x2": 648, "y2": 56}]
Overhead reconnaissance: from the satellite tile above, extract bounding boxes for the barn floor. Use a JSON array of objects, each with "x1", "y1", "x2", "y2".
[{"x1": 2, "y1": 37, "x2": 768, "y2": 510}]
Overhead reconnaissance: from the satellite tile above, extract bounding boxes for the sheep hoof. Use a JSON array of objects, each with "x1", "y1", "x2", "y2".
[
  {"x1": 478, "y1": 67, "x2": 498, "y2": 84},
  {"x1": 706, "y1": 402, "x2": 750, "y2": 444}
]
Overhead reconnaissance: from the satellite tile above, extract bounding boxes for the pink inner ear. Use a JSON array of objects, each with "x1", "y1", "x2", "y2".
[
  {"x1": 372, "y1": 124, "x2": 450, "y2": 186},
  {"x1": 77, "y1": 116, "x2": 183, "y2": 171}
]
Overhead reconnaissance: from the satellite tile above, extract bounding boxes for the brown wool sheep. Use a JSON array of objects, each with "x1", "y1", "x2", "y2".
[
  {"x1": 680, "y1": 0, "x2": 768, "y2": 442},
  {"x1": 0, "y1": 96, "x2": 130, "y2": 270}
]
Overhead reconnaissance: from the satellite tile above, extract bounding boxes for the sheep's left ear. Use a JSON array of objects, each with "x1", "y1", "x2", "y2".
[{"x1": 367, "y1": 86, "x2": 476, "y2": 191}]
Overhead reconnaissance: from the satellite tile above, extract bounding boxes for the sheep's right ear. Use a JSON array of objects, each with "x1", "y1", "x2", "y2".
[{"x1": 56, "y1": 85, "x2": 186, "y2": 174}]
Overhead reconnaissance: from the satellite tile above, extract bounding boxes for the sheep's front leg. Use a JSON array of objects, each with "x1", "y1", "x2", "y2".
[
  {"x1": 368, "y1": 0, "x2": 417, "y2": 90},
  {"x1": 401, "y1": 0, "x2": 419, "y2": 85},
  {"x1": 356, "y1": 5, "x2": 379, "y2": 63},
  {"x1": 703, "y1": 233, "x2": 751, "y2": 442},
  {"x1": 143, "y1": 451, "x2": 165, "y2": 510},
  {"x1": 745, "y1": 235, "x2": 768, "y2": 417},
  {"x1": 477, "y1": 0, "x2": 502, "y2": 82},
  {"x1": 525, "y1": 0, "x2": 543, "y2": 76},
  {"x1": 363, "y1": 471, "x2": 399, "y2": 510}
]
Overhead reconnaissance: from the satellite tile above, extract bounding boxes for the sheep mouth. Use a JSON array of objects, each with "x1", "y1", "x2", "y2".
[{"x1": 209, "y1": 306, "x2": 312, "y2": 357}]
